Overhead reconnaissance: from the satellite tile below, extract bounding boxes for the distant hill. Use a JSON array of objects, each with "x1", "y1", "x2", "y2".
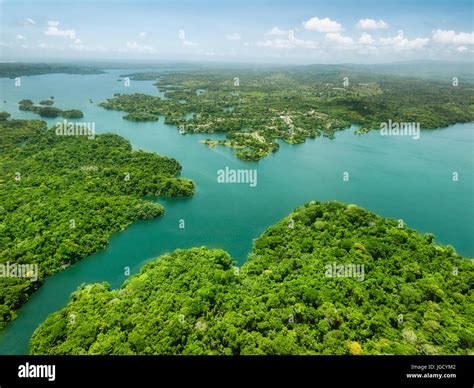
[
  {"x1": 2, "y1": 61, "x2": 473, "y2": 82},
  {"x1": 0, "y1": 63, "x2": 105, "y2": 78}
]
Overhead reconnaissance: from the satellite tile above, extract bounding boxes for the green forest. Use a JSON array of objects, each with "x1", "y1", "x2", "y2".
[
  {"x1": 18, "y1": 99, "x2": 84, "y2": 119},
  {"x1": 99, "y1": 67, "x2": 474, "y2": 160},
  {"x1": 0, "y1": 116, "x2": 194, "y2": 328},
  {"x1": 0, "y1": 63, "x2": 105, "y2": 78},
  {"x1": 30, "y1": 201, "x2": 473, "y2": 355}
]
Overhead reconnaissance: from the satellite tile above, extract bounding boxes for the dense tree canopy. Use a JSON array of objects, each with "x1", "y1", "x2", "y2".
[
  {"x1": 0, "y1": 117, "x2": 194, "y2": 328},
  {"x1": 100, "y1": 67, "x2": 474, "y2": 160},
  {"x1": 18, "y1": 99, "x2": 84, "y2": 119},
  {"x1": 0, "y1": 63, "x2": 105, "y2": 78},
  {"x1": 30, "y1": 201, "x2": 473, "y2": 355}
]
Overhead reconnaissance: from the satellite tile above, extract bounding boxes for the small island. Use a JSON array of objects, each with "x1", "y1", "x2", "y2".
[{"x1": 19, "y1": 99, "x2": 84, "y2": 118}]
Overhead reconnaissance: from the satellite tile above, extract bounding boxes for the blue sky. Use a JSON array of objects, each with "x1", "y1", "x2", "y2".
[{"x1": 1, "y1": 0, "x2": 473, "y2": 63}]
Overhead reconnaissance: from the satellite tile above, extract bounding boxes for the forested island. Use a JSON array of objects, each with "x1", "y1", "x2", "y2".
[
  {"x1": 0, "y1": 116, "x2": 194, "y2": 328},
  {"x1": 18, "y1": 99, "x2": 84, "y2": 119},
  {"x1": 0, "y1": 63, "x2": 105, "y2": 78},
  {"x1": 120, "y1": 72, "x2": 161, "y2": 81},
  {"x1": 0, "y1": 62, "x2": 202, "y2": 79},
  {"x1": 30, "y1": 201, "x2": 473, "y2": 355},
  {"x1": 99, "y1": 67, "x2": 474, "y2": 160}
]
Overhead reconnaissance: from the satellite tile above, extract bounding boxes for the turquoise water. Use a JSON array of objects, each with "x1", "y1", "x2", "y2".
[{"x1": 0, "y1": 70, "x2": 473, "y2": 354}]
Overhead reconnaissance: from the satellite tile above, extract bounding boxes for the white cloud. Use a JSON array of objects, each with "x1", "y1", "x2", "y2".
[
  {"x1": 291, "y1": 37, "x2": 318, "y2": 49},
  {"x1": 456, "y1": 46, "x2": 468, "y2": 52},
  {"x1": 257, "y1": 34, "x2": 318, "y2": 49},
  {"x1": 126, "y1": 41, "x2": 156, "y2": 53},
  {"x1": 257, "y1": 39, "x2": 292, "y2": 49},
  {"x1": 71, "y1": 40, "x2": 85, "y2": 50},
  {"x1": 226, "y1": 33, "x2": 241, "y2": 41},
  {"x1": 45, "y1": 21, "x2": 76, "y2": 39},
  {"x1": 358, "y1": 32, "x2": 374, "y2": 45},
  {"x1": 357, "y1": 19, "x2": 388, "y2": 30},
  {"x1": 126, "y1": 41, "x2": 139, "y2": 49},
  {"x1": 303, "y1": 17, "x2": 342, "y2": 33},
  {"x1": 16, "y1": 34, "x2": 26, "y2": 40},
  {"x1": 182, "y1": 40, "x2": 197, "y2": 47},
  {"x1": 24, "y1": 18, "x2": 36, "y2": 26},
  {"x1": 432, "y1": 29, "x2": 474, "y2": 45},
  {"x1": 139, "y1": 32, "x2": 147, "y2": 39},
  {"x1": 265, "y1": 27, "x2": 290, "y2": 36},
  {"x1": 326, "y1": 33, "x2": 353, "y2": 45},
  {"x1": 379, "y1": 33, "x2": 429, "y2": 49}
]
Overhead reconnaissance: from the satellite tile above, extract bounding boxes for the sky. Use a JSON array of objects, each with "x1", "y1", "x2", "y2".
[{"x1": 0, "y1": 0, "x2": 473, "y2": 64}]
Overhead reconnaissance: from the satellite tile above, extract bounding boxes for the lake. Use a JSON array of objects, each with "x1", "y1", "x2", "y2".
[{"x1": 0, "y1": 69, "x2": 472, "y2": 354}]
